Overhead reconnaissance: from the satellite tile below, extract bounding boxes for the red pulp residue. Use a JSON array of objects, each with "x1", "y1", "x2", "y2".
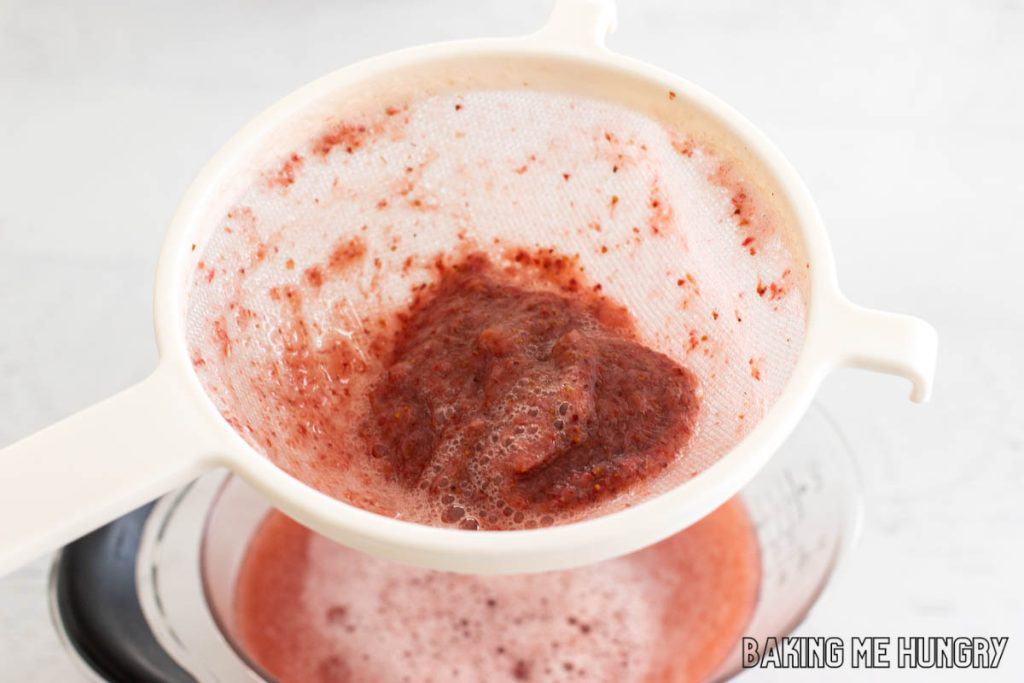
[
  {"x1": 214, "y1": 245, "x2": 700, "y2": 527},
  {"x1": 364, "y1": 253, "x2": 700, "y2": 519},
  {"x1": 268, "y1": 153, "x2": 304, "y2": 188}
]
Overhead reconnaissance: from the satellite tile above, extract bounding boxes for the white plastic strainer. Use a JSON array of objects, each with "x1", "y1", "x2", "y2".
[{"x1": 0, "y1": 0, "x2": 936, "y2": 576}]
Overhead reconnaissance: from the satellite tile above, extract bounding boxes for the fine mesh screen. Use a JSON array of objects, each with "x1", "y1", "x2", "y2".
[{"x1": 185, "y1": 89, "x2": 807, "y2": 528}]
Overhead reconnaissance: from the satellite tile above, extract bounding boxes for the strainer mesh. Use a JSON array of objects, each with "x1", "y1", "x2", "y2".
[{"x1": 185, "y1": 90, "x2": 806, "y2": 528}]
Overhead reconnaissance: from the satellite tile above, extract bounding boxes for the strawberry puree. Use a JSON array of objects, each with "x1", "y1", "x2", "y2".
[
  {"x1": 365, "y1": 253, "x2": 700, "y2": 525},
  {"x1": 234, "y1": 498, "x2": 761, "y2": 683}
]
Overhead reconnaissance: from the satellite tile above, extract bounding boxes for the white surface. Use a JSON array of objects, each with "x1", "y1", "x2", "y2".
[{"x1": 0, "y1": 0, "x2": 1021, "y2": 680}]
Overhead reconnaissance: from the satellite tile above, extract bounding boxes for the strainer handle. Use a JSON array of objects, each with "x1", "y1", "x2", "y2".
[
  {"x1": 0, "y1": 364, "x2": 219, "y2": 577},
  {"x1": 825, "y1": 299, "x2": 938, "y2": 403},
  {"x1": 531, "y1": 0, "x2": 618, "y2": 50}
]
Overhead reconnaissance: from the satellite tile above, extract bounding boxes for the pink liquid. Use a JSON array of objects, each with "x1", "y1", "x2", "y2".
[{"x1": 233, "y1": 499, "x2": 760, "y2": 682}]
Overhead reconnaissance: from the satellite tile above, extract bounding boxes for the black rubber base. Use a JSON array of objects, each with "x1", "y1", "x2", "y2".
[{"x1": 53, "y1": 503, "x2": 194, "y2": 682}]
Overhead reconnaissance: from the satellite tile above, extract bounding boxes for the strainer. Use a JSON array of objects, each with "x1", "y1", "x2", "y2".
[{"x1": 0, "y1": 0, "x2": 936, "y2": 576}]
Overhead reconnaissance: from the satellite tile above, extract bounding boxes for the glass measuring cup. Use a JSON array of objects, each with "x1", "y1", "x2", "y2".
[{"x1": 130, "y1": 403, "x2": 861, "y2": 681}]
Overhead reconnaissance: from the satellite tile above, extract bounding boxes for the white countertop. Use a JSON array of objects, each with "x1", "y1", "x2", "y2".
[{"x1": 1, "y1": 0, "x2": 1022, "y2": 680}]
